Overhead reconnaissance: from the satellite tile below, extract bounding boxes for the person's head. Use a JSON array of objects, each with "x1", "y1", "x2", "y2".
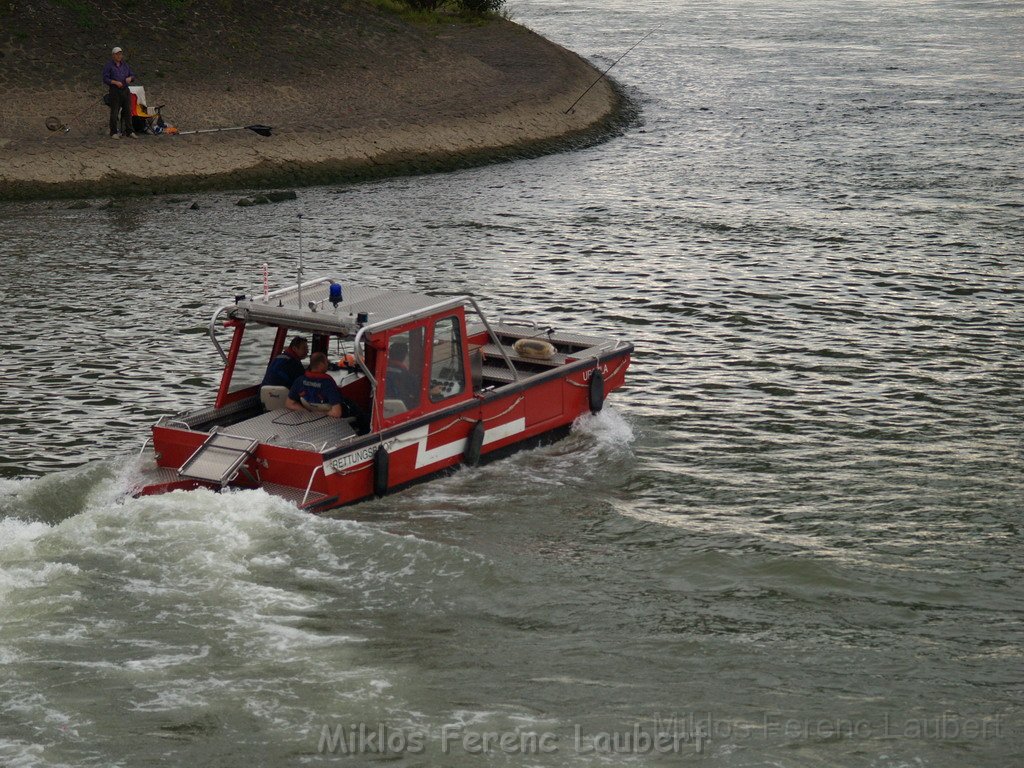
[
  {"x1": 289, "y1": 336, "x2": 309, "y2": 358},
  {"x1": 390, "y1": 341, "x2": 408, "y2": 363},
  {"x1": 111, "y1": 46, "x2": 123, "y2": 61},
  {"x1": 308, "y1": 352, "x2": 329, "y2": 373}
]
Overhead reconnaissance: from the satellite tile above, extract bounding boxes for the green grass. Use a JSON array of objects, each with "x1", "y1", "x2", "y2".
[
  {"x1": 153, "y1": 0, "x2": 191, "y2": 25},
  {"x1": 368, "y1": 0, "x2": 505, "y2": 25},
  {"x1": 368, "y1": 0, "x2": 446, "y2": 24},
  {"x1": 53, "y1": 0, "x2": 96, "y2": 29}
]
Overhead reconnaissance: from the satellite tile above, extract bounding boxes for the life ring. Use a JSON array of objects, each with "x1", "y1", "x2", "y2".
[{"x1": 513, "y1": 338, "x2": 556, "y2": 360}]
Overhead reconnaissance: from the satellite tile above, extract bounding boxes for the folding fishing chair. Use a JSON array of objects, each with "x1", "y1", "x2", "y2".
[{"x1": 128, "y1": 85, "x2": 165, "y2": 134}]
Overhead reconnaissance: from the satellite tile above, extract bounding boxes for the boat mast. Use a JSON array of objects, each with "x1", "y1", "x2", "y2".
[{"x1": 296, "y1": 212, "x2": 304, "y2": 308}]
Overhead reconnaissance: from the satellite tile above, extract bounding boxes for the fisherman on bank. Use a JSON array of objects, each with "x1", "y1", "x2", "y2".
[{"x1": 102, "y1": 46, "x2": 135, "y2": 138}]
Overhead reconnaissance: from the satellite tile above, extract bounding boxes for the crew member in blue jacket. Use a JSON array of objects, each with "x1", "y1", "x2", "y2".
[
  {"x1": 102, "y1": 46, "x2": 135, "y2": 138},
  {"x1": 262, "y1": 336, "x2": 308, "y2": 388},
  {"x1": 287, "y1": 353, "x2": 346, "y2": 417},
  {"x1": 287, "y1": 353, "x2": 368, "y2": 430}
]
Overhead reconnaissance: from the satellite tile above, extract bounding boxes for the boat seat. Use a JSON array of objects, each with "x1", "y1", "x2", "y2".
[
  {"x1": 382, "y1": 399, "x2": 407, "y2": 418},
  {"x1": 260, "y1": 386, "x2": 289, "y2": 411}
]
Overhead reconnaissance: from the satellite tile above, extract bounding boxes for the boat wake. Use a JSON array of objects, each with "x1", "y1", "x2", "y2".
[
  {"x1": 1, "y1": 406, "x2": 636, "y2": 535},
  {"x1": 0, "y1": 461, "x2": 507, "y2": 767}
]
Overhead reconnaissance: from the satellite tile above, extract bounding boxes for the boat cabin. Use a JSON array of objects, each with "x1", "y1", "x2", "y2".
[{"x1": 209, "y1": 278, "x2": 501, "y2": 436}]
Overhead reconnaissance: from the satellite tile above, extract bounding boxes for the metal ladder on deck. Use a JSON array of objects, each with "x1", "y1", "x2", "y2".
[{"x1": 178, "y1": 431, "x2": 259, "y2": 488}]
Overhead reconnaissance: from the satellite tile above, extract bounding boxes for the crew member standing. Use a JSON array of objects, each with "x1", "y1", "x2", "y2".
[{"x1": 102, "y1": 46, "x2": 135, "y2": 138}]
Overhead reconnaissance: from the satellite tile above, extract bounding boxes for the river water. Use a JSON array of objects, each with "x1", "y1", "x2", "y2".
[{"x1": 1, "y1": 0, "x2": 1021, "y2": 765}]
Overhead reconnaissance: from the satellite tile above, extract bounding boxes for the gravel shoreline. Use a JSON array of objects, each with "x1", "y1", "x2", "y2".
[{"x1": 0, "y1": 19, "x2": 622, "y2": 201}]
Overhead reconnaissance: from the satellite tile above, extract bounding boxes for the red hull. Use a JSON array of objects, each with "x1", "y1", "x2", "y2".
[{"x1": 140, "y1": 349, "x2": 630, "y2": 511}]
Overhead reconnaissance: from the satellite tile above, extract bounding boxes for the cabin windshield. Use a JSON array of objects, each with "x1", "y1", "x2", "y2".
[{"x1": 430, "y1": 316, "x2": 465, "y2": 402}]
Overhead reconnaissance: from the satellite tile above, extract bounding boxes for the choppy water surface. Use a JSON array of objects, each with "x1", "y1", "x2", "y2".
[{"x1": 1, "y1": 1, "x2": 1021, "y2": 765}]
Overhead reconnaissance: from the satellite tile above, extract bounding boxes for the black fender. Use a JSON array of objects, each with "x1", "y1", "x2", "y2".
[
  {"x1": 464, "y1": 420, "x2": 485, "y2": 467},
  {"x1": 373, "y1": 445, "x2": 389, "y2": 498},
  {"x1": 588, "y1": 367, "x2": 605, "y2": 413}
]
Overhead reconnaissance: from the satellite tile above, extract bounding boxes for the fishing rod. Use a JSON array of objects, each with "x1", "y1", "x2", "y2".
[
  {"x1": 564, "y1": 26, "x2": 662, "y2": 115},
  {"x1": 45, "y1": 95, "x2": 105, "y2": 133},
  {"x1": 175, "y1": 124, "x2": 273, "y2": 137}
]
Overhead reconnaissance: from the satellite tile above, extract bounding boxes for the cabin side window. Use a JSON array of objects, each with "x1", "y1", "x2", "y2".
[
  {"x1": 384, "y1": 327, "x2": 425, "y2": 411},
  {"x1": 429, "y1": 316, "x2": 465, "y2": 402}
]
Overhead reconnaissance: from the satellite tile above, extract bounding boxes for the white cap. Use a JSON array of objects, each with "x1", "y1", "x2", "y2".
[{"x1": 111, "y1": 46, "x2": 123, "y2": 54}]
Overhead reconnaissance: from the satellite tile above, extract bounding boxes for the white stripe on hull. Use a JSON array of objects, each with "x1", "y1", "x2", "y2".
[
  {"x1": 414, "y1": 417, "x2": 526, "y2": 469},
  {"x1": 323, "y1": 417, "x2": 527, "y2": 475}
]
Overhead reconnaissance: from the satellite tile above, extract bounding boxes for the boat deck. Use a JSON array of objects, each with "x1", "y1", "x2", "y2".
[
  {"x1": 469, "y1": 322, "x2": 624, "y2": 388},
  {"x1": 221, "y1": 409, "x2": 358, "y2": 452},
  {"x1": 158, "y1": 400, "x2": 359, "y2": 453}
]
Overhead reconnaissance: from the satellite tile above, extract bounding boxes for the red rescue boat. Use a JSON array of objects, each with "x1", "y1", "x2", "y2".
[{"x1": 135, "y1": 278, "x2": 633, "y2": 511}]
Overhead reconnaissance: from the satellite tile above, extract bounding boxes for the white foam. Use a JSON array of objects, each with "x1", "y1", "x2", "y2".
[
  {"x1": 0, "y1": 470, "x2": 453, "y2": 730},
  {"x1": 529, "y1": 676, "x2": 631, "y2": 688},
  {"x1": 85, "y1": 453, "x2": 150, "y2": 509},
  {"x1": 571, "y1": 406, "x2": 637, "y2": 447},
  {"x1": 0, "y1": 517, "x2": 49, "y2": 557},
  {"x1": 122, "y1": 646, "x2": 210, "y2": 672},
  {"x1": 120, "y1": 577, "x2": 181, "y2": 597},
  {"x1": 128, "y1": 686, "x2": 212, "y2": 713},
  {"x1": 249, "y1": 553, "x2": 290, "y2": 568},
  {"x1": 0, "y1": 476, "x2": 36, "y2": 498},
  {"x1": 0, "y1": 740, "x2": 50, "y2": 768},
  {"x1": 232, "y1": 582, "x2": 320, "y2": 614},
  {"x1": 0, "y1": 692, "x2": 86, "y2": 767},
  {"x1": 255, "y1": 621, "x2": 364, "y2": 654},
  {"x1": 0, "y1": 559, "x2": 80, "y2": 605},
  {"x1": 21, "y1": 624, "x2": 89, "y2": 645}
]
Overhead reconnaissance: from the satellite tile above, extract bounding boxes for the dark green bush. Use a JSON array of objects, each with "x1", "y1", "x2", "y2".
[
  {"x1": 395, "y1": 0, "x2": 506, "y2": 16},
  {"x1": 456, "y1": 0, "x2": 504, "y2": 13}
]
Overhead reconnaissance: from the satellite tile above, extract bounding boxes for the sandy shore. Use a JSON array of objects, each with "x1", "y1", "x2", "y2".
[{"x1": 0, "y1": 17, "x2": 621, "y2": 201}]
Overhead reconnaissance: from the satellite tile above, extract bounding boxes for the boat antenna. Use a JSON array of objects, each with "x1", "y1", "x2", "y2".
[
  {"x1": 296, "y1": 212, "x2": 304, "y2": 308},
  {"x1": 564, "y1": 26, "x2": 661, "y2": 115}
]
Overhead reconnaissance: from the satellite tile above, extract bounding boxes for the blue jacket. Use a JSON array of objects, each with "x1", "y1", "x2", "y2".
[
  {"x1": 262, "y1": 351, "x2": 305, "y2": 388},
  {"x1": 288, "y1": 372, "x2": 342, "y2": 407}
]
